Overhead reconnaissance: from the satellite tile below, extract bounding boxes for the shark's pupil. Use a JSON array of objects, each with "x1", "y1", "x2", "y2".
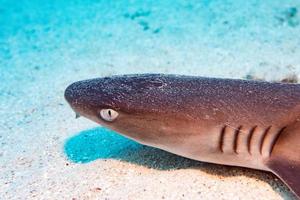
[{"x1": 99, "y1": 108, "x2": 119, "y2": 122}]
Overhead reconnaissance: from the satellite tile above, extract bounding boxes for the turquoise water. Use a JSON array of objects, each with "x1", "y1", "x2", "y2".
[
  {"x1": 1, "y1": 1, "x2": 300, "y2": 199},
  {"x1": 1, "y1": 1, "x2": 300, "y2": 78}
]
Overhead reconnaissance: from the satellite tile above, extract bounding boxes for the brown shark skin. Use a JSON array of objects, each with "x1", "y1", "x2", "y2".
[{"x1": 65, "y1": 74, "x2": 300, "y2": 198}]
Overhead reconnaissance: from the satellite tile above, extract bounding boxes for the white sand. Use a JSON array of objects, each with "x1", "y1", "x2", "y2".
[{"x1": 1, "y1": 0, "x2": 300, "y2": 199}]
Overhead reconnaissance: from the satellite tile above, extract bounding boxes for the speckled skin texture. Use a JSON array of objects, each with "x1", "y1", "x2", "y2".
[{"x1": 65, "y1": 74, "x2": 300, "y2": 198}]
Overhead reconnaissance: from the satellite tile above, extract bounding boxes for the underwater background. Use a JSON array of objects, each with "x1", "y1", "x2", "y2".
[{"x1": 1, "y1": 0, "x2": 300, "y2": 199}]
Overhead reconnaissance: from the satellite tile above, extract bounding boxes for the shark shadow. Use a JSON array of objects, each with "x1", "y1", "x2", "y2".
[{"x1": 64, "y1": 127, "x2": 296, "y2": 200}]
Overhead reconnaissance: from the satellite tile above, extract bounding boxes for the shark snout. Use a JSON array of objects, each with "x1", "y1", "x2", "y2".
[
  {"x1": 64, "y1": 81, "x2": 87, "y2": 117},
  {"x1": 64, "y1": 79, "x2": 109, "y2": 118},
  {"x1": 64, "y1": 82, "x2": 78, "y2": 106}
]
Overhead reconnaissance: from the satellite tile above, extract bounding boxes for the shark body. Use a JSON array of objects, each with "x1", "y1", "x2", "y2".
[{"x1": 65, "y1": 74, "x2": 300, "y2": 198}]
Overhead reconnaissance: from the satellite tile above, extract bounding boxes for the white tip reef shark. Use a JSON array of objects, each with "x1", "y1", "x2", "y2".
[{"x1": 65, "y1": 74, "x2": 300, "y2": 198}]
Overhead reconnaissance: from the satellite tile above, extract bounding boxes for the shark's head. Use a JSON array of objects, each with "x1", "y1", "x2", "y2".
[
  {"x1": 64, "y1": 74, "x2": 215, "y2": 146},
  {"x1": 66, "y1": 75, "x2": 300, "y2": 198}
]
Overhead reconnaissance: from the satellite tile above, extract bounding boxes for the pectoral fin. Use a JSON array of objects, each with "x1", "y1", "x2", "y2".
[
  {"x1": 267, "y1": 122, "x2": 300, "y2": 199},
  {"x1": 268, "y1": 158, "x2": 300, "y2": 199}
]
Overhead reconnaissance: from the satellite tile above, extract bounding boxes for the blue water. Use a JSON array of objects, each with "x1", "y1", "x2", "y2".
[{"x1": 1, "y1": 0, "x2": 300, "y2": 86}]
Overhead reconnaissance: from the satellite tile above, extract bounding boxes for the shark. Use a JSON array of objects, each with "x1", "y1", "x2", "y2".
[{"x1": 65, "y1": 74, "x2": 300, "y2": 198}]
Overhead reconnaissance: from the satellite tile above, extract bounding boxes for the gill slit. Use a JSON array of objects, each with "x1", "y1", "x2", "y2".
[
  {"x1": 219, "y1": 125, "x2": 226, "y2": 153},
  {"x1": 233, "y1": 126, "x2": 242, "y2": 154},
  {"x1": 259, "y1": 126, "x2": 272, "y2": 155},
  {"x1": 218, "y1": 124, "x2": 288, "y2": 158},
  {"x1": 247, "y1": 125, "x2": 257, "y2": 155},
  {"x1": 269, "y1": 126, "x2": 286, "y2": 156}
]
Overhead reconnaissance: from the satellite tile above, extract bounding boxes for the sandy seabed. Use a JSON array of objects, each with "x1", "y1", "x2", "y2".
[{"x1": 1, "y1": 0, "x2": 300, "y2": 199}]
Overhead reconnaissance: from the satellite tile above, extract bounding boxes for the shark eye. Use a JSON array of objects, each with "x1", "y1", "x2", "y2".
[{"x1": 100, "y1": 109, "x2": 119, "y2": 122}]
